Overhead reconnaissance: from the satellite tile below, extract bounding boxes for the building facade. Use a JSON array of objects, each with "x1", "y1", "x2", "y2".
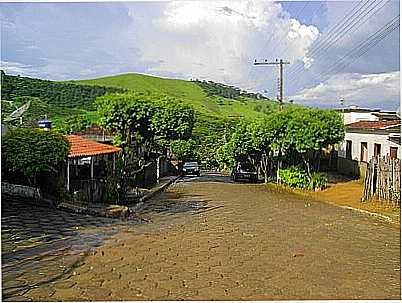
[{"x1": 337, "y1": 107, "x2": 400, "y2": 177}]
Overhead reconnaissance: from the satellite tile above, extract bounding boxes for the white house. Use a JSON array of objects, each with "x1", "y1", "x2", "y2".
[{"x1": 336, "y1": 106, "x2": 400, "y2": 177}]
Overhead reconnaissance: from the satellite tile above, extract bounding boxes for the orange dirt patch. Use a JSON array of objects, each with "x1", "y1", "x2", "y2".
[{"x1": 286, "y1": 176, "x2": 400, "y2": 228}]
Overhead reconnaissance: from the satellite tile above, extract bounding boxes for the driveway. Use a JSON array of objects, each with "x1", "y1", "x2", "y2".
[{"x1": 5, "y1": 172, "x2": 401, "y2": 300}]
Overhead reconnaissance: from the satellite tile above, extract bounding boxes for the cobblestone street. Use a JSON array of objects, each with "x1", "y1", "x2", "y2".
[{"x1": 3, "y1": 172, "x2": 401, "y2": 300}]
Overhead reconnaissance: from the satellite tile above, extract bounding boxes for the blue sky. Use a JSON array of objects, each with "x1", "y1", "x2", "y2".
[{"x1": 1, "y1": 1, "x2": 400, "y2": 110}]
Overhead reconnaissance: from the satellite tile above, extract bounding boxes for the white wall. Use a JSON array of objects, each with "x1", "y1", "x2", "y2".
[
  {"x1": 342, "y1": 112, "x2": 378, "y2": 125},
  {"x1": 338, "y1": 131, "x2": 401, "y2": 160}
]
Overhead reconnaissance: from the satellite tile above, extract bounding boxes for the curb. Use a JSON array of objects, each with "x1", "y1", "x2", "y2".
[
  {"x1": 339, "y1": 205, "x2": 399, "y2": 225},
  {"x1": 131, "y1": 175, "x2": 181, "y2": 212}
]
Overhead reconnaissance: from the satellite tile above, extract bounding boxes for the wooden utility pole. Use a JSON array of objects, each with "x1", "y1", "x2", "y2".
[{"x1": 254, "y1": 58, "x2": 290, "y2": 108}]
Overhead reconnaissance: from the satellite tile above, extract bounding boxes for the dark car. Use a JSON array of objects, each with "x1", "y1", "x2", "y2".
[
  {"x1": 232, "y1": 162, "x2": 258, "y2": 182},
  {"x1": 182, "y1": 161, "x2": 200, "y2": 176}
]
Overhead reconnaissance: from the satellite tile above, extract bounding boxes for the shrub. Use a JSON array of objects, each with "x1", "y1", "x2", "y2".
[
  {"x1": 278, "y1": 166, "x2": 309, "y2": 189},
  {"x1": 309, "y1": 172, "x2": 328, "y2": 190},
  {"x1": 2, "y1": 127, "x2": 70, "y2": 186},
  {"x1": 279, "y1": 166, "x2": 328, "y2": 190}
]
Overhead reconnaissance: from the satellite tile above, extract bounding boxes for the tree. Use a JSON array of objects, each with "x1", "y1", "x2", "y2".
[
  {"x1": 2, "y1": 127, "x2": 70, "y2": 186},
  {"x1": 96, "y1": 93, "x2": 155, "y2": 149},
  {"x1": 151, "y1": 96, "x2": 194, "y2": 141},
  {"x1": 96, "y1": 93, "x2": 195, "y2": 157},
  {"x1": 170, "y1": 139, "x2": 197, "y2": 161},
  {"x1": 285, "y1": 108, "x2": 345, "y2": 175},
  {"x1": 56, "y1": 115, "x2": 92, "y2": 134}
]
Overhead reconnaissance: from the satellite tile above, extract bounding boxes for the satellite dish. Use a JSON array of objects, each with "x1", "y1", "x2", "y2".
[{"x1": 3, "y1": 101, "x2": 31, "y2": 122}]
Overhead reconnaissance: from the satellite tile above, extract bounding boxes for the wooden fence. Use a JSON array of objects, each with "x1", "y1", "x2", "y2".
[{"x1": 363, "y1": 156, "x2": 401, "y2": 204}]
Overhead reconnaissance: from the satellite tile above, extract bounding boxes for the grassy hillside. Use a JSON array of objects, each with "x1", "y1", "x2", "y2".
[{"x1": 73, "y1": 73, "x2": 279, "y2": 120}]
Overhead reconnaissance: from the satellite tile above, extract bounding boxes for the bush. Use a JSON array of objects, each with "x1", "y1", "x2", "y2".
[
  {"x1": 278, "y1": 166, "x2": 309, "y2": 189},
  {"x1": 278, "y1": 166, "x2": 328, "y2": 190},
  {"x1": 309, "y1": 172, "x2": 328, "y2": 190},
  {"x1": 2, "y1": 127, "x2": 70, "y2": 186}
]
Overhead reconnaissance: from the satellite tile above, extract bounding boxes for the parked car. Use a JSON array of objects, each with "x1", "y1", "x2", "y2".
[
  {"x1": 182, "y1": 161, "x2": 200, "y2": 176},
  {"x1": 232, "y1": 162, "x2": 258, "y2": 182}
]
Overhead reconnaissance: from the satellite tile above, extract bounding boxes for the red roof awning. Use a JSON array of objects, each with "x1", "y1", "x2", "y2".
[{"x1": 66, "y1": 135, "x2": 121, "y2": 158}]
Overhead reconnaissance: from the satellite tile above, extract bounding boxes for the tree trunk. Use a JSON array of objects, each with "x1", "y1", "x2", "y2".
[{"x1": 302, "y1": 155, "x2": 311, "y2": 176}]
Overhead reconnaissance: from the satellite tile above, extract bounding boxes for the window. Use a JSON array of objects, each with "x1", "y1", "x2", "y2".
[
  {"x1": 374, "y1": 143, "x2": 381, "y2": 157},
  {"x1": 360, "y1": 142, "x2": 368, "y2": 162},
  {"x1": 346, "y1": 140, "x2": 352, "y2": 159},
  {"x1": 390, "y1": 147, "x2": 398, "y2": 159}
]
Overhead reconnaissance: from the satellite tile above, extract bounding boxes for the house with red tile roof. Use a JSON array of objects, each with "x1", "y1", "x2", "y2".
[
  {"x1": 337, "y1": 106, "x2": 400, "y2": 177},
  {"x1": 65, "y1": 135, "x2": 122, "y2": 202}
]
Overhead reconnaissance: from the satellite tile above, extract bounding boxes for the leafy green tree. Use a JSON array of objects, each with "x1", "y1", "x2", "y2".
[
  {"x1": 96, "y1": 93, "x2": 154, "y2": 148},
  {"x1": 285, "y1": 108, "x2": 345, "y2": 175},
  {"x1": 96, "y1": 93, "x2": 195, "y2": 157},
  {"x1": 2, "y1": 127, "x2": 70, "y2": 186},
  {"x1": 56, "y1": 115, "x2": 92, "y2": 134},
  {"x1": 170, "y1": 139, "x2": 197, "y2": 161},
  {"x1": 151, "y1": 97, "x2": 194, "y2": 141}
]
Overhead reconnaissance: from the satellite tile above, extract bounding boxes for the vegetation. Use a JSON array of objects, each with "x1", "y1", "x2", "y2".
[
  {"x1": 191, "y1": 79, "x2": 269, "y2": 100},
  {"x1": 170, "y1": 139, "x2": 197, "y2": 161},
  {"x1": 1, "y1": 71, "x2": 126, "y2": 110},
  {"x1": 2, "y1": 127, "x2": 70, "y2": 186},
  {"x1": 55, "y1": 115, "x2": 93, "y2": 134},
  {"x1": 278, "y1": 167, "x2": 328, "y2": 190},
  {"x1": 217, "y1": 107, "x2": 345, "y2": 189},
  {"x1": 95, "y1": 92, "x2": 195, "y2": 156}
]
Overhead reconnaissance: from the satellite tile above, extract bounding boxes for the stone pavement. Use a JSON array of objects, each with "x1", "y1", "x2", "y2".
[
  {"x1": 16, "y1": 173, "x2": 400, "y2": 301},
  {"x1": 1, "y1": 196, "x2": 128, "y2": 300}
]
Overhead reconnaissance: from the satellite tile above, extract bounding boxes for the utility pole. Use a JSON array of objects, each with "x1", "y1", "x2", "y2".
[{"x1": 254, "y1": 58, "x2": 290, "y2": 108}]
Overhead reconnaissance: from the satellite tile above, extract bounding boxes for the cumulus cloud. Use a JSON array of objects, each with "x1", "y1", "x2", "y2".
[
  {"x1": 0, "y1": 60, "x2": 39, "y2": 76},
  {"x1": 131, "y1": 1, "x2": 319, "y2": 89},
  {"x1": 291, "y1": 71, "x2": 400, "y2": 110}
]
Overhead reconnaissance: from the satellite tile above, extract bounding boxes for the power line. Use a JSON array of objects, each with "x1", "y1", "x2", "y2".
[
  {"x1": 246, "y1": 1, "x2": 326, "y2": 95},
  {"x1": 253, "y1": 59, "x2": 290, "y2": 107},
  {"x1": 292, "y1": 14, "x2": 399, "y2": 101},
  {"x1": 286, "y1": 0, "x2": 392, "y2": 88},
  {"x1": 316, "y1": 15, "x2": 399, "y2": 81},
  {"x1": 286, "y1": 0, "x2": 387, "y2": 81},
  {"x1": 285, "y1": 0, "x2": 370, "y2": 74}
]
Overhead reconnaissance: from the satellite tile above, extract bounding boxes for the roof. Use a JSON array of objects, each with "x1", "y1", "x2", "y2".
[
  {"x1": 66, "y1": 135, "x2": 121, "y2": 158},
  {"x1": 346, "y1": 120, "x2": 401, "y2": 130},
  {"x1": 335, "y1": 106, "x2": 381, "y2": 113}
]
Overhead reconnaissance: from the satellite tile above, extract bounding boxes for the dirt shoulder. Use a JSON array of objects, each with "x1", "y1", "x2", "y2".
[{"x1": 279, "y1": 174, "x2": 401, "y2": 228}]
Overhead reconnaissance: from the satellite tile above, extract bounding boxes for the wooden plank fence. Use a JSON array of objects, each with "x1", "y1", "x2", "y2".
[{"x1": 363, "y1": 156, "x2": 401, "y2": 204}]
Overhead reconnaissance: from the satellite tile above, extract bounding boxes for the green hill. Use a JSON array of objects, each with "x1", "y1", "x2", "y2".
[{"x1": 73, "y1": 73, "x2": 280, "y2": 120}]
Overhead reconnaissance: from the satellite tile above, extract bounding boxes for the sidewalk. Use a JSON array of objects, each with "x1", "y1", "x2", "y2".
[{"x1": 58, "y1": 175, "x2": 181, "y2": 218}]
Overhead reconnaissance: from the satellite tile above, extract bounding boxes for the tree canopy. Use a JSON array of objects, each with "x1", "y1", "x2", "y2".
[
  {"x1": 2, "y1": 127, "x2": 70, "y2": 185},
  {"x1": 217, "y1": 107, "x2": 345, "y2": 182},
  {"x1": 95, "y1": 92, "x2": 195, "y2": 153}
]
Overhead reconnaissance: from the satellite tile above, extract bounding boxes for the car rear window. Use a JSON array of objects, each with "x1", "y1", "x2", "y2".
[{"x1": 184, "y1": 162, "x2": 198, "y2": 167}]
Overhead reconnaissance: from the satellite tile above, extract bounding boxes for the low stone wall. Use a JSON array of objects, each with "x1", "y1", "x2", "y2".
[{"x1": 1, "y1": 182, "x2": 41, "y2": 200}]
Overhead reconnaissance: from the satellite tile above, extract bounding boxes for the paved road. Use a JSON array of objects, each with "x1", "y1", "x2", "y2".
[
  {"x1": 4, "y1": 172, "x2": 401, "y2": 300},
  {"x1": 1, "y1": 197, "x2": 128, "y2": 300}
]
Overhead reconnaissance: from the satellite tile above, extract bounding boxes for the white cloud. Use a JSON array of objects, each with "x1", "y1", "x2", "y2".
[
  {"x1": 291, "y1": 71, "x2": 400, "y2": 110},
  {"x1": 131, "y1": 1, "x2": 319, "y2": 89},
  {"x1": 0, "y1": 60, "x2": 39, "y2": 76}
]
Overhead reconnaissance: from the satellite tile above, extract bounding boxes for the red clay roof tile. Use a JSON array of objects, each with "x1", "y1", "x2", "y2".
[
  {"x1": 346, "y1": 120, "x2": 400, "y2": 130},
  {"x1": 66, "y1": 135, "x2": 121, "y2": 158}
]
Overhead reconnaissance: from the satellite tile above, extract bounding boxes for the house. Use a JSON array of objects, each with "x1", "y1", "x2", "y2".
[
  {"x1": 337, "y1": 106, "x2": 401, "y2": 177},
  {"x1": 65, "y1": 135, "x2": 121, "y2": 203}
]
